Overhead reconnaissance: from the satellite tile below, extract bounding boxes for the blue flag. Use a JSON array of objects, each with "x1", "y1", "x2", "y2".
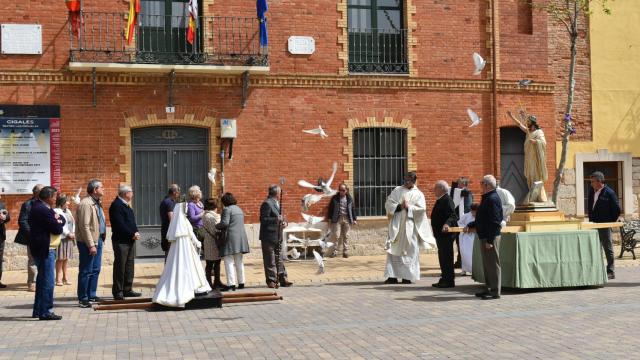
[{"x1": 257, "y1": 0, "x2": 268, "y2": 47}]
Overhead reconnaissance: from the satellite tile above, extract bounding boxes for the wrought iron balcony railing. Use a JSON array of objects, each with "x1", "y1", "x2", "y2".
[
  {"x1": 69, "y1": 12, "x2": 268, "y2": 67},
  {"x1": 348, "y1": 28, "x2": 408, "y2": 74}
]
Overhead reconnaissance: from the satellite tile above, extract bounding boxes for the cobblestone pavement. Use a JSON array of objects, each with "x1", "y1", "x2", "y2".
[{"x1": 1, "y1": 252, "x2": 639, "y2": 359}]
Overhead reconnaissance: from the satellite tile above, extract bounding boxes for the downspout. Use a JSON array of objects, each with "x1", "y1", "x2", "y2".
[{"x1": 491, "y1": 0, "x2": 499, "y2": 176}]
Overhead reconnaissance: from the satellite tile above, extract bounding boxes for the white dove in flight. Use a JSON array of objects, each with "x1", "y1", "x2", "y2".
[
  {"x1": 208, "y1": 168, "x2": 217, "y2": 185},
  {"x1": 473, "y1": 52, "x2": 486, "y2": 75},
  {"x1": 71, "y1": 187, "x2": 82, "y2": 205},
  {"x1": 312, "y1": 250, "x2": 325, "y2": 274},
  {"x1": 301, "y1": 193, "x2": 325, "y2": 212},
  {"x1": 302, "y1": 126, "x2": 328, "y2": 139},
  {"x1": 298, "y1": 162, "x2": 338, "y2": 195},
  {"x1": 467, "y1": 108, "x2": 481, "y2": 128},
  {"x1": 302, "y1": 212, "x2": 325, "y2": 225}
]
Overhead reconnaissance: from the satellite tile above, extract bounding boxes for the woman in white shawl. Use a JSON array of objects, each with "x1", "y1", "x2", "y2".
[
  {"x1": 457, "y1": 203, "x2": 478, "y2": 276},
  {"x1": 153, "y1": 202, "x2": 211, "y2": 307},
  {"x1": 384, "y1": 172, "x2": 436, "y2": 284}
]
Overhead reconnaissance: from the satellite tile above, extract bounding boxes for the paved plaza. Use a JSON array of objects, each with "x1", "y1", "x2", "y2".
[{"x1": 1, "y1": 252, "x2": 639, "y2": 359}]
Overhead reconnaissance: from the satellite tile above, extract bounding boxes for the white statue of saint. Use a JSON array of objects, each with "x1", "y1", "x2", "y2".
[{"x1": 508, "y1": 110, "x2": 548, "y2": 204}]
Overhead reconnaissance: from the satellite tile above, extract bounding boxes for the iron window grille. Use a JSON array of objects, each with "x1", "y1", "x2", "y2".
[
  {"x1": 347, "y1": 0, "x2": 408, "y2": 74},
  {"x1": 353, "y1": 127, "x2": 408, "y2": 217}
]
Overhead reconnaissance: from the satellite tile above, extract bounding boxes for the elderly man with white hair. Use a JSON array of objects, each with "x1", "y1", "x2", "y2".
[
  {"x1": 108, "y1": 184, "x2": 141, "y2": 300},
  {"x1": 430, "y1": 180, "x2": 459, "y2": 288},
  {"x1": 465, "y1": 175, "x2": 503, "y2": 300}
]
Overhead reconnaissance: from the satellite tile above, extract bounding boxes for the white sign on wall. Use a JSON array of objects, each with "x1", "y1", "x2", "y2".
[
  {"x1": 288, "y1": 36, "x2": 315, "y2": 55},
  {"x1": 1, "y1": 24, "x2": 43, "y2": 55}
]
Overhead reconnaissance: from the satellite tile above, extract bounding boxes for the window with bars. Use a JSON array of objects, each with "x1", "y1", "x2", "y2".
[
  {"x1": 353, "y1": 127, "x2": 408, "y2": 217},
  {"x1": 347, "y1": 0, "x2": 408, "y2": 74}
]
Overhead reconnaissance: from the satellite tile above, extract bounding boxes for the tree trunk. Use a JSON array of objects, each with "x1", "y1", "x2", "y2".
[{"x1": 552, "y1": 20, "x2": 579, "y2": 204}]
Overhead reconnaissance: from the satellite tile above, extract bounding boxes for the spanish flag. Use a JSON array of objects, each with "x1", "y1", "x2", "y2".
[
  {"x1": 187, "y1": 0, "x2": 198, "y2": 45},
  {"x1": 125, "y1": 0, "x2": 140, "y2": 45}
]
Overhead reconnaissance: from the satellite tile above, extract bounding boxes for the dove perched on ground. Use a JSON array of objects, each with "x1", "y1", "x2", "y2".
[
  {"x1": 473, "y1": 52, "x2": 486, "y2": 75},
  {"x1": 298, "y1": 162, "x2": 338, "y2": 195},
  {"x1": 312, "y1": 250, "x2": 325, "y2": 274},
  {"x1": 467, "y1": 108, "x2": 481, "y2": 128},
  {"x1": 71, "y1": 187, "x2": 82, "y2": 205},
  {"x1": 208, "y1": 168, "x2": 217, "y2": 185},
  {"x1": 302, "y1": 126, "x2": 328, "y2": 139},
  {"x1": 302, "y1": 213, "x2": 325, "y2": 225}
]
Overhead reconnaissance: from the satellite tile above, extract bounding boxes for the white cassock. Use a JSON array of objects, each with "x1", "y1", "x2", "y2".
[
  {"x1": 384, "y1": 185, "x2": 436, "y2": 282},
  {"x1": 496, "y1": 187, "x2": 516, "y2": 228},
  {"x1": 457, "y1": 212, "x2": 475, "y2": 274},
  {"x1": 153, "y1": 202, "x2": 212, "y2": 307}
]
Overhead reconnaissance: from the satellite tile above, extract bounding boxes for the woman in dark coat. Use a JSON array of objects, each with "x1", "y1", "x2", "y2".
[{"x1": 216, "y1": 193, "x2": 250, "y2": 290}]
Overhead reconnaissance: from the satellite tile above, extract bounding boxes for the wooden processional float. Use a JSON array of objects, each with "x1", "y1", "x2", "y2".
[{"x1": 93, "y1": 290, "x2": 283, "y2": 311}]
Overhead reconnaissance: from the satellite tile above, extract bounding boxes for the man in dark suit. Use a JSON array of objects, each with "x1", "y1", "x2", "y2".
[
  {"x1": 431, "y1": 180, "x2": 459, "y2": 288},
  {"x1": 587, "y1": 171, "x2": 621, "y2": 280},
  {"x1": 109, "y1": 184, "x2": 141, "y2": 300},
  {"x1": 0, "y1": 197, "x2": 11, "y2": 288},
  {"x1": 28, "y1": 186, "x2": 65, "y2": 320},
  {"x1": 259, "y1": 185, "x2": 292, "y2": 288},
  {"x1": 15, "y1": 184, "x2": 44, "y2": 292}
]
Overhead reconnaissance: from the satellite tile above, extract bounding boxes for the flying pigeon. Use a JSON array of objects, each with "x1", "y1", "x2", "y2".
[
  {"x1": 312, "y1": 250, "x2": 325, "y2": 274},
  {"x1": 518, "y1": 79, "x2": 533, "y2": 87},
  {"x1": 302, "y1": 213, "x2": 325, "y2": 225},
  {"x1": 318, "y1": 239, "x2": 335, "y2": 252},
  {"x1": 298, "y1": 162, "x2": 338, "y2": 195},
  {"x1": 302, "y1": 126, "x2": 328, "y2": 139},
  {"x1": 301, "y1": 193, "x2": 325, "y2": 212},
  {"x1": 207, "y1": 168, "x2": 217, "y2": 185},
  {"x1": 473, "y1": 52, "x2": 486, "y2": 75},
  {"x1": 71, "y1": 187, "x2": 82, "y2": 205},
  {"x1": 467, "y1": 108, "x2": 481, "y2": 127}
]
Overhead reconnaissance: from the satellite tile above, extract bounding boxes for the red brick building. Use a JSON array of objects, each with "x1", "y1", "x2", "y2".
[{"x1": 0, "y1": 1, "x2": 590, "y2": 256}]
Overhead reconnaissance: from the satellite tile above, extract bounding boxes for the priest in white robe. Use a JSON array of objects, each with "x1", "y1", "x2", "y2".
[
  {"x1": 383, "y1": 172, "x2": 436, "y2": 284},
  {"x1": 153, "y1": 202, "x2": 211, "y2": 307}
]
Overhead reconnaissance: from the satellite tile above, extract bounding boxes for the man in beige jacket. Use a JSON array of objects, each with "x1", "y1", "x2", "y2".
[{"x1": 76, "y1": 179, "x2": 106, "y2": 308}]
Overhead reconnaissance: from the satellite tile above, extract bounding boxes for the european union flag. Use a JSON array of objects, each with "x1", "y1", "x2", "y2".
[{"x1": 257, "y1": 0, "x2": 268, "y2": 47}]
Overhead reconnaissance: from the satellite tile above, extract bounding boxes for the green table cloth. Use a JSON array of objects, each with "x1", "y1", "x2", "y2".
[{"x1": 471, "y1": 230, "x2": 608, "y2": 288}]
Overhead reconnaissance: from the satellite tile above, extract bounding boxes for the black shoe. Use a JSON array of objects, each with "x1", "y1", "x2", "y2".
[
  {"x1": 0, "y1": 283, "x2": 7, "y2": 288},
  {"x1": 608, "y1": 273, "x2": 615, "y2": 280},
  {"x1": 481, "y1": 293, "x2": 500, "y2": 300},
  {"x1": 384, "y1": 277, "x2": 399, "y2": 284},
  {"x1": 280, "y1": 280, "x2": 293, "y2": 287},
  {"x1": 79, "y1": 300, "x2": 91, "y2": 308},
  {"x1": 432, "y1": 282, "x2": 455, "y2": 288},
  {"x1": 342, "y1": 253, "x2": 349, "y2": 259},
  {"x1": 39, "y1": 313, "x2": 62, "y2": 321},
  {"x1": 475, "y1": 291, "x2": 490, "y2": 298},
  {"x1": 113, "y1": 294, "x2": 125, "y2": 301},
  {"x1": 89, "y1": 297, "x2": 103, "y2": 303},
  {"x1": 401, "y1": 279, "x2": 412, "y2": 284},
  {"x1": 123, "y1": 291, "x2": 142, "y2": 297},
  {"x1": 216, "y1": 283, "x2": 231, "y2": 291},
  {"x1": 229, "y1": 285, "x2": 237, "y2": 291},
  {"x1": 238, "y1": 283, "x2": 245, "y2": 290},
  {"x1": 454, "y1": 261, "x2": 461, "y2": 269}
]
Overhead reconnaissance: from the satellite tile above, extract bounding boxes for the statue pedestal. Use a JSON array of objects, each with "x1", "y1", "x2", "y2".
[{"x1": 509, "y1": 204, "x2": 582, "y2": 232}]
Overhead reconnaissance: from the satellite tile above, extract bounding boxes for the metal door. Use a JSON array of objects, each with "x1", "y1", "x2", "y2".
[
  {"x1": 500, "y1": 127, "x2": 527, "y2": 205},
  {"x1": 132, "y1": 126, "x2": 209, "y2": 257}
]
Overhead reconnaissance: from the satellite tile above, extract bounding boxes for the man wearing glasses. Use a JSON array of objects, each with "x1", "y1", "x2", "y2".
[
  {"x1": 383, "y1": 172, "x2": 436, "y2": 284},
  {"x1": 327, "y1": 183, "x2": 357, "y2": 258}
]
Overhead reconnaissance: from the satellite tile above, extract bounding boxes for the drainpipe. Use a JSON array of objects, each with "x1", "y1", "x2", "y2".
[{"x1": 491, "y1": 0, "x2": 499, "y2": 176}]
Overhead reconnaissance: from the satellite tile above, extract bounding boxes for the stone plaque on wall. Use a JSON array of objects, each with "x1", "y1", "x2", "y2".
[{"x1": 1, "y1": 24, "x2": 43, "y2": 55}]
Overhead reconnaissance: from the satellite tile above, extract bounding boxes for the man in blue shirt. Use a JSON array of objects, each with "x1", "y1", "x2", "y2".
[{"x1": 465, "y1": 175, "x2": 503, "y2": 300}]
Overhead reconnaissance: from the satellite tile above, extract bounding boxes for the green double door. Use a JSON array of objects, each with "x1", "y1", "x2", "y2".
[{"x1": 137, "y1": 0, "x2": 202, "y2": 63}]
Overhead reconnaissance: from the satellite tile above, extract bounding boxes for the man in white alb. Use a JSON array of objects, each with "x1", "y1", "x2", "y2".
[{"x1": 383, "y1": 172, "x2": 436, "y2": 284}]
